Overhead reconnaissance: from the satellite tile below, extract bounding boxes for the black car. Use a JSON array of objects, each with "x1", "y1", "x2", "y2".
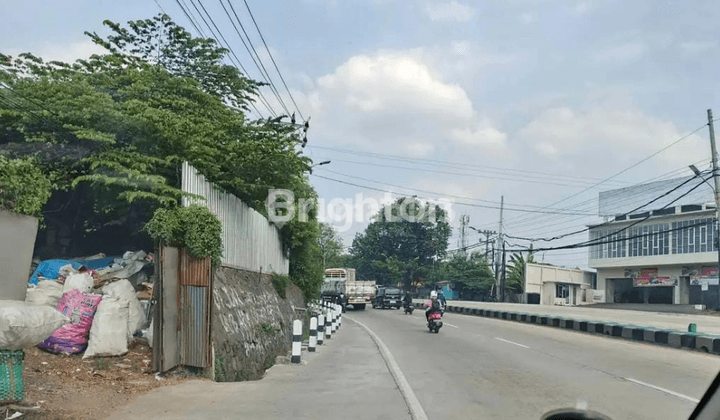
[{"x1": 373, "y1": 287, "x2": 402, "y2": 309}]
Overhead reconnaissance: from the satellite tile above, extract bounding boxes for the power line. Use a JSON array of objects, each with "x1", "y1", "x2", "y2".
[
  {"x1": 314, "y1": 157, "x2": 623, "y2": 189},
  {"x1": 501, "y1": 160, "x2": 713, "y2": 239},
  {"x1": 318, "y1": 168, "x2": 595, "y2": 213},
  {"x1": 219, "y1": 0, "x2": 292, "y2": 116},
  {"x1": 498, "y1": 122, "x2": 708, "y2": 228},
  {"x1": 502, "y1": 176, "x2": 711, "y2": 253},
  {"x1": 240, "y1": 0, "x2": 305, "y2": 121},
  {"x1": 174, "y1": 0, "x2": 275, "y2": 117},
  {"x1": 504, "y1": 173, "x2": 706, "y2": 242},
  {"x1": 472, "y1": 157, "x2": 711, "y2": 232},
  {"x1": 310, "y1": 173, "x2": 596, "y2": 215},
  {"x1": 311, "y1": 145, "x2": 629, "y2": 187}
]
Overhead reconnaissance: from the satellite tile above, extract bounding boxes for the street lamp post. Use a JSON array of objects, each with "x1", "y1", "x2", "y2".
[{"x1": 311, "y1": 160, "x2": 331, "y2": 169}]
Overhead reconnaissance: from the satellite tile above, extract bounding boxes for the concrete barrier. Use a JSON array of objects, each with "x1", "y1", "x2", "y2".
[{"x1": 433, "y1": 302, "x2": 720, "y2": 355}]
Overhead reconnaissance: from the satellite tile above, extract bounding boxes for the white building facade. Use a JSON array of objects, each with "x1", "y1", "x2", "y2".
[
  {"x1": 588, "y1": 177, "x2": 719, "y2": 307},
  {"x1": 524, "y1": 263, "x2": 596, "y2": 306}
]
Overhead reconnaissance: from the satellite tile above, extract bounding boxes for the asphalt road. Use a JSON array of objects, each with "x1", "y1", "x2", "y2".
[{"x1": 347, "y1": 306, "x2": 720, "y2": 420}]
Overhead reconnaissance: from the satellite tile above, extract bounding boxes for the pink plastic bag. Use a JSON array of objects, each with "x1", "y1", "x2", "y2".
[{"x1": 39, "y1": 289, "x2": 102, "y2": 354}]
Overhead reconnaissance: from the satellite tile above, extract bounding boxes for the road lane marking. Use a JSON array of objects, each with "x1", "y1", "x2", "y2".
[
  {"x1": 623, "y1": 377, "x2": 699, "y2": 403},
  {"x1": 346, "y1": 316, "x2": 429, "y2": 420},
  {"x1": 494, "y1": 337, "x2": 530, "y2": 349},
  {"x1": 443, "y1": 322, "x2": 459, "y2": 328}
]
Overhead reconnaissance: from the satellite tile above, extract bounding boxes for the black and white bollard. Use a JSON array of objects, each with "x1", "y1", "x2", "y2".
[
  {"x1": 336, "y1": 304, "x2": 342, "y2": 328},
  {"x1": 309, "y1": 317, "x2": 317, "y2": 352},
  {"x1": 317, "y1": 314, "x2": 324, "y2": 345},
  {"x1": 325, "y1": 310, "x2": 332, "y2": 339},
  {"x1": 331, "y1": 306, "x2": 338, "y2": 333},
  {"x1": 292, "y1": 319, "x2": 302, "y2": 363}
]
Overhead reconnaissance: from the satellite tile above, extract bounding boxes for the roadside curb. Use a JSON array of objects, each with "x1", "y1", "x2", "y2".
[
  {"x1": 412, "y1": 302, "x2": 720, "y2": 355},
  {"x1": 345, "y1": 315, "x2": 429, "y2": 420}
]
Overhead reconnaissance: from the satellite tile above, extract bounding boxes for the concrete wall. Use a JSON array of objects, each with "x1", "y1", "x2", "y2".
[
  {"x1": 211, "y1": 266, "x2": 304, "y2": 382},
  {"x1": 0, "y1": 210, "x2": 38, "y2": 300}
]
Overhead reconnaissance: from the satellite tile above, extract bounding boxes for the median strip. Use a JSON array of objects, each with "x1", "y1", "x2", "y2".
[{"x1": 413, "y1": 302, "x2": 720, "y2": 355}]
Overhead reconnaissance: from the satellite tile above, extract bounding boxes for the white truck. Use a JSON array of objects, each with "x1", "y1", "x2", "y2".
[{"x1": 321, "y1": 268, "x2": 376, "y2": 310}]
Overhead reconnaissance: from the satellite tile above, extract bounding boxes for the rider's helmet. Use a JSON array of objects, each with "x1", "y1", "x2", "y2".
[{"x1": 430, "y1": 290, "x2": 438, "y2": 300}]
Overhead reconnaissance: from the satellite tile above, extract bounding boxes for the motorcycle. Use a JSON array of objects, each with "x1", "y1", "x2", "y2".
[
  {"x1": 427, "y1": 311, "x2": 443, "y2": 333},
  {"x1": 404, "y1": 302, "x2": 414, "y2": 314}
]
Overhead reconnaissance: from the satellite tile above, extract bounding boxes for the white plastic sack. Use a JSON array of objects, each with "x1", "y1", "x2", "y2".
[
  {"x1": 25, "y1": 280, "x2": 64, "y2": 307},
  {"x1": 83, "y1": 296, "x2": 129, "y2": 358},
  {"x1": 63, "y1": 272, "x2": 94, "y2": 294},
  {"x1": 0, "y1": 301, "x2": 69, "y2": 350},
  {"x1": 102, "y1": 279, "x2": 145, "y2": 341}
]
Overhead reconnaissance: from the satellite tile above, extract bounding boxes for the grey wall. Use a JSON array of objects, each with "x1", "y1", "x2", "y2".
[
  {"x1": 211, "y1": 266, "x2": 304, "y2": 381},
  {"x1": 0, "y1": 210, "x2": 38, "y2": 300}
]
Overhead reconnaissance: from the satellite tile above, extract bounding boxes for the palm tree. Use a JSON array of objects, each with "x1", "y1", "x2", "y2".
[{"x1": 506, "y1": 250, "x2": 535, "y2": 293}]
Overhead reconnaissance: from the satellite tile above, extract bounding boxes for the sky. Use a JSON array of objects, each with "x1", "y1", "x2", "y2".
[{"x1": 2, "y1": 0, "x2": 719, "y2": 269}]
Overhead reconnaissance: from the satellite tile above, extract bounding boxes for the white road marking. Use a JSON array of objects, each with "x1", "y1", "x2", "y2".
[
  {"x1": 494, "y1": 337, "x2": 530, "y2": 349},
  {"x1": 346, "y1": 316, "x2": 429, "y2": 420},
  {"x1": 443, "y1": 322, "x2": 459, "y2": 328},
  {"x1": 623, "y1": 377, "x2": 699, "y2": 403}
]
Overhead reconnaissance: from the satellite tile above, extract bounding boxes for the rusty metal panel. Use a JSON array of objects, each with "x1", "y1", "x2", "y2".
[
  {"x1": 180, "y1": 285, "x2": 210, "y2": 368},
  {"x1": 181, "y1": 161, "x2": 289, "y2": 274},
  {"x1": 179, "y1": 250, "x2": 211, "y2": 287}
]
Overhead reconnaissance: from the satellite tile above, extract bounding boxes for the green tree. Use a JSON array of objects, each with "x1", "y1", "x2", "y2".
[
  {"x1": 317, "y1": 223, "x2": 345, "y2": 268},
  {"x1": 430, "y1": 251, "x2": 494, "y2": 297},
  {"x1": 350, "y1": 197, "x2": 451, "y2": 285},
  {"x1": 0, "y1": 14, "x2": 324, "y2": 299},
  {"x1": 506, "y1": 250, "x2": 535, "y2": 293}
]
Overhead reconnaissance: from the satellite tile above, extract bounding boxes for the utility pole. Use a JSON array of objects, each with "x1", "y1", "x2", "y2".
[
  {"x1": 495, "y1": 196, "x2": 504, "y2": 300},
  {"x1": 708, "y1": 109, "x2": 720, "y2": 310},
  {"x1": 458, "y1": 215, "x2": 470, "y2": 257},
  {"x1": 501, "y1": 240, "x2": 507, "y2": 302}
]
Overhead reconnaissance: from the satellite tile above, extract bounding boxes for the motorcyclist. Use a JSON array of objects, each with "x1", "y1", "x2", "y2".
[
  {"x1": 403, "y1": 291, "x2": 413, "y2": 309},
  {"x1": 437, "y1": 289, "x2": 447, "y2": 309},
  {"x1": 425, "y1": 291, "x2": 442, "y2": 322}
]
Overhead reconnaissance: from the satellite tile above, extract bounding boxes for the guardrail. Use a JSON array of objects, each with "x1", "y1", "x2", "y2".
[{"x1": 413, "y1": 302, "x2": 720, "y2": 354}]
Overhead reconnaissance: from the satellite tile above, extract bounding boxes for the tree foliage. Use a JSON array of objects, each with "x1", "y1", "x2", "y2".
[
  {"x1": 317, "y1": 223, "x2": 346, "y2": 268},
  {"x1": 506, "y1": 250, "x2": 535, "y2": 293},
  {"x1": 0, "y1": 155, "x2": 52, "y2": 216},
  {"x1": 350, "y1": 197, "x2": 451, "y2": 285},
  {"x1": 429, "y1": 252, "x2": 495, "y2": 294},
  {"x1": 0, "y1": 14, "x2": 323, "y2": 298}
]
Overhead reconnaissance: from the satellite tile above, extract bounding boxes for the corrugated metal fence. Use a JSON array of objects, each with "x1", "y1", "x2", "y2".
[{"x1": 181, "y1": 162, "x2": 289, "y2": 275}]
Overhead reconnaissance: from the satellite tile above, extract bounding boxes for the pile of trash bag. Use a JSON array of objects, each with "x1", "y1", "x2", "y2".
[{"x1": 15, "y1": 250, "x2": 155, "y2": 357}]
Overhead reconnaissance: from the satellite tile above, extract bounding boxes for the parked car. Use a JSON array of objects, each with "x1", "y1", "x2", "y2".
[{"x1": 373, "y1": 287, "x2": 402, "y2": 309}]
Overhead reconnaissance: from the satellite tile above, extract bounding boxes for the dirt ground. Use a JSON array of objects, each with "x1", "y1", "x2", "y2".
[{"x1": 2, "y1": 341, "x2": 209, "y2": 420}]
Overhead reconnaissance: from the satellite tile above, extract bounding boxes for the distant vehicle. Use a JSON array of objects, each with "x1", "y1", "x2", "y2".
[
  {"x1": 373, "y1": 287, "x2": 402, "y2": 309},
  {"x1": 321, "y1": 268, "x2": 376, "y2": 310}
]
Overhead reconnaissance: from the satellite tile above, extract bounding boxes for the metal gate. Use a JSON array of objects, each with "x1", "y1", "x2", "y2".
[
  {"x1": 153, "y1": 246, "x2": 213, "y2": 372},
  {"x1": 178, "y1": 250, "x2": 213, "y2": 368}
]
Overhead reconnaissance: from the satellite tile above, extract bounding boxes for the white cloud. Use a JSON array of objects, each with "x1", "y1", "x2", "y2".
[
  {"x1": 519, "y1": 13, "x2": 535, "y2": 24},
  {"x1": 291, "y1": 51, "x2": 508, "y2": 160},
  {"x1": 519, "y1": 107, "x2": 706, "y2": 171},
  {"x1": 573, "y1": 1, "x2": 592, "y2": 15},
  {"x1": 451, "y1": 123, "x2": 507, "y2": 147},
  {"x1": 11, "y1": 40, "x2": 107, "y2": 64},
  {"x1": 680, "y1": 41, "x2": 716, "y2": 55},
  {"x1": 592, "y1": 42, "x2": 645, "y2": 62},
  {"x1": 424, "y1": 1, "x2": 477, "y2": 22}
]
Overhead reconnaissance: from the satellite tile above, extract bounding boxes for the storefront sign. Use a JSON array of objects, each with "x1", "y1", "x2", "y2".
[
  {"x1": 702, "y1": 266, "x2": 719, "y2": 277},
  {"x1": 633, "y1": 267, "x2": 677, "y2": 287}
]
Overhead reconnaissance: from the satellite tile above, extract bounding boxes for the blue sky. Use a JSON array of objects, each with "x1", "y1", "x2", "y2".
[{"x1": 2, "y1": 0, "x2": 719, "y2": 268}]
